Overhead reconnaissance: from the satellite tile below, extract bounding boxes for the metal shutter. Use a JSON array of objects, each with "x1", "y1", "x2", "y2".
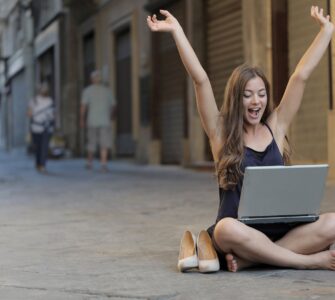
[
  {"x1": 206, "y1": 0, "x2": 244, "y2": 108},
  {"x1": 288, "y1": 0, "x2": 329, "y2": 162},
  {"x1": 154, "y1": 0, "x2": 186, "y2": 164},
  {"x1": 116, "y1": 28, "x2": 135, "y2": 156},
  {"x1": 11, "y1": 70, "x2": 27, "y2": 148}
]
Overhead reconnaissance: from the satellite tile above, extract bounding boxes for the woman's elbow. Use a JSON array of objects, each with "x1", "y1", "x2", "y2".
[
  {"x1": 194, "y1": 73, "x2": 209, "y2": 86},
  {"x1": 292, "y1": 69, "x2": 310, "y2": 83}
]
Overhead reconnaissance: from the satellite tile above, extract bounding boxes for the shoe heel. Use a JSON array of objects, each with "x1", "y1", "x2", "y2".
[
  {"x1": 177, "y1": 230, "x2": 198, "y2": 272},
  {"x1": 197, "y1": 230, "x2": 220, "y2": 273}
]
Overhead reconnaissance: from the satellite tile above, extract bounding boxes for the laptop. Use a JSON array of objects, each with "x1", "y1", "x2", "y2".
[{"x1": 238, "y1": 164, "x2": 328, "y2": 224}]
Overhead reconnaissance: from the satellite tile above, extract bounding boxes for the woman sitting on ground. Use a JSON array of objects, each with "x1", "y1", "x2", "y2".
[{"x1": 147, "y1": 6, "x2": 335, "y2": 272}]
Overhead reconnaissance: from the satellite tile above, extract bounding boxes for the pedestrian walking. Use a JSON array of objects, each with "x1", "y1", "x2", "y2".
[
  {"x1": 27, "y1": 82, "x2": 54, "y2": 173},
  {"x1": 147, "y1": 6, "x2": 335, "y2": 272},
  {"x1": 80, "y1": 70, "x2": 116, "y2": 172}
]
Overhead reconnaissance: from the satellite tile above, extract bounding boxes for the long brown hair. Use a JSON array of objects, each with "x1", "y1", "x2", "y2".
[{"x1": 216, "y1": 64, "x2": 291, "y2": 190}]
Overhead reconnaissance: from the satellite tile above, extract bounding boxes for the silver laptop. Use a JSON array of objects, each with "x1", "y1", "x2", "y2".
[{"x1": 238, "y1": 164, "x2": 328, "y2": 224}]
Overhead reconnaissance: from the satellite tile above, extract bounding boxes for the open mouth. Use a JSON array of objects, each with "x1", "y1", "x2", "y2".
[{"x1": 248, "y1": 108, "x2": 261, "y2": 118}]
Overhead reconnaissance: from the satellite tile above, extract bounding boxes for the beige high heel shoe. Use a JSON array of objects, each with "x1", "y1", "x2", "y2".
[
  {"x1": 177, "y1": 230, "x2": 198, "y2": 272},
  {"x1": 197, "y1": 230, "x2": 220, "y2": 273}
]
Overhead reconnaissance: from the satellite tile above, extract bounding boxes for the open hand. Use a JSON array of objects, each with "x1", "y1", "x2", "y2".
[
  {"x1": 146, "y1": 9, "x2": 180, "y2": 33},
  {"x1": 311, "y1": 6, "x2": 334, "y2": 31}
]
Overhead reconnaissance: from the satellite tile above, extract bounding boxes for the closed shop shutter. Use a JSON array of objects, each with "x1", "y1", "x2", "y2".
[
  {"x1": 204, "y1": 0, "x2": 244, "y2": 159},
  {"x1": 116, "y1": 28, "x2": 135, "y2": 156},
  {"x1": 83, "y1": 31, "x2": 95, "y2": 87},
  {"x1": 206, "y1": 0, "x2": 244, "y2": 108},
  {"x1": 154, "y1": 0, "x2": 186, "y2": 164},
  {"x1": 11, "y1": 70, "x2": 27, "y2": 148},
  {"x1": 288, "y1": 0, "x2": 329, "y2": 162}
]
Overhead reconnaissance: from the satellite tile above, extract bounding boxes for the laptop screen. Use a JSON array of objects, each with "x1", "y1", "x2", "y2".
[{"x1": 238, "y1": 165, "x2": 328, "y2": 220}]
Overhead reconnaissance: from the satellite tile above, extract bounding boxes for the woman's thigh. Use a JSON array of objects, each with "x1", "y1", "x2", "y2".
[{"x1": 275, "y1": 213, "x2": 335, "y2": 254}]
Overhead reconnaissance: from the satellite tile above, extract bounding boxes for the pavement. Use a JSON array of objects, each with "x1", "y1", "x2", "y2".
[{"x1": 0, "y1": 150, "x2": 335, "y2": 299}]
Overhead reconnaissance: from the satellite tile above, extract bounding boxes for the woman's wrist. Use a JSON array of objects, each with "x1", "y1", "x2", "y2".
[
  {"x1": 321, "y1": 22, "x2": 334, "y2": 35},
  {"x1": 172, "y1": 23, "x2": 183, "y2": 37}
]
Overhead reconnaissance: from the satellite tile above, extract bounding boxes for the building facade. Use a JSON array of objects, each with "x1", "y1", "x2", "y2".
[
  {"x1": 0, "y1": 0, "x2": 34, "y2": 151},
  {"x1": 0, "y1": 0, "x2": 334, "y2": 180}
]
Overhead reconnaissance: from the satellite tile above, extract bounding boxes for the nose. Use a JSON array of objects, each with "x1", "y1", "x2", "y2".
[{"x1": 251, "y1": 94, "x2": 260, "y2": 104}]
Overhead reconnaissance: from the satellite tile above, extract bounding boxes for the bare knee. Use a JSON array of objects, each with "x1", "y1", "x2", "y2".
[
  {"x1": 213, "y1": 217, "x2": 249, "y2": 251},
  {"x1": 319, "y1": 213, "x2": 335, "y2": 244}
]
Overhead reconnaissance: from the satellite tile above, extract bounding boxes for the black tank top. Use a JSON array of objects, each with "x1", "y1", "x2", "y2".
[{"x1": 215, "y1": 123, "x2": 284, "y2": 222}]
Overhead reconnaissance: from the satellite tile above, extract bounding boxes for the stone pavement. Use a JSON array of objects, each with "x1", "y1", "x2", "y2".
[{"x1": 0, "y1": 150, "x2": 335, "y2": 299}]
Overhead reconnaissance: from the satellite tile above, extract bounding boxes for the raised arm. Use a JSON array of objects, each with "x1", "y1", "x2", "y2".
[
  {"x1": 274, "y1": 6, "x2": 334, "y2": 134},
  {"x1": 147, "y1": 10, "x2": 219, "y2": 140}
]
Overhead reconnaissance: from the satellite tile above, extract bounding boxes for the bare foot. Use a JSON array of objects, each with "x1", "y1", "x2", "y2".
[
  {"x1": 225, "y1": 253, "x2": 254, "y2": 272},
  {"x1": 226, "y1": 254, "x2": 238, "y2": 272},
  {"x1": 307, "y1": 250, "x2": 335, "y2": 270}
]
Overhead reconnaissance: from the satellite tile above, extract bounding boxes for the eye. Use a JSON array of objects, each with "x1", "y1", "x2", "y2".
[
  {"x1": 259, "y1": 93, "x2": 266, "y2": 98},
  {"x1": 244, "y1": 93, "x2": 251, "y2": 98}
]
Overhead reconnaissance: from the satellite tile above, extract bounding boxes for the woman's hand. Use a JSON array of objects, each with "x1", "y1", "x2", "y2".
[
  {"x1": 311, "y1": 6, "x2": 334, "y2": 32},
  {"x1": 146, "y1": 9, "x2": 181, "y2": 33},
  {"x1": 274, "y1": 5, "x2": 334, "y2": 138}
]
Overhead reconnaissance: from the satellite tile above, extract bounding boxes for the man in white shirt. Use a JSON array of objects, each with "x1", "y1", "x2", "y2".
[{"x1": 80, "y1": 70, "x2": 116, "y2": 171}]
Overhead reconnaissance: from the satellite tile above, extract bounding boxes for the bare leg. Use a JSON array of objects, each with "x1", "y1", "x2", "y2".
[
  {"x1": 214, "y1": 217, "x2": 335, "y2": 272},
  {"x1": 100, "y1": 148, "x2": 108, "y2": 170},
  {"x1": 212, "y1": 235, "x2": 255, "y2": 271},
  {"x1": 275, "y1": 213, "x2": 335, "y2": 254},
  {"x1": 215, "y1": 213, "x2": 335, "y2": 271}
]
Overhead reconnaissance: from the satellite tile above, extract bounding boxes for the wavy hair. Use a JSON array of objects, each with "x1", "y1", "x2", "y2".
[{"x1": 216, "y1": 64, "x2": 291, "y2": 190}]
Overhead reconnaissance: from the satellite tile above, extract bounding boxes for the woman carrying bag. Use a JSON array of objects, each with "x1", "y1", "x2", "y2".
[{"x1": 27, "y1": 82, "x2": 55, "y2": 173}]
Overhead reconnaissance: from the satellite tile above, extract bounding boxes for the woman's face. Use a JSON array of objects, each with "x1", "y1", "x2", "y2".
[{"x1": 242, "y1": 76, "x2": 267, "y2": 126}]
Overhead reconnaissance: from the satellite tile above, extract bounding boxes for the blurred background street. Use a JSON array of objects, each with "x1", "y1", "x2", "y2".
[
  {"x1": 0, "y1": 151, "x2": 334, "y2": 299},
  {"x1": 0, "y1": 0, "x2": 335, "y2": 174}
]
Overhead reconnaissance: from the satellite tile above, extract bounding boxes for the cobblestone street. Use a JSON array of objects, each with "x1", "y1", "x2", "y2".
[{"x1": 0, "y1": 151, "x2": 335, "y2": 299}]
